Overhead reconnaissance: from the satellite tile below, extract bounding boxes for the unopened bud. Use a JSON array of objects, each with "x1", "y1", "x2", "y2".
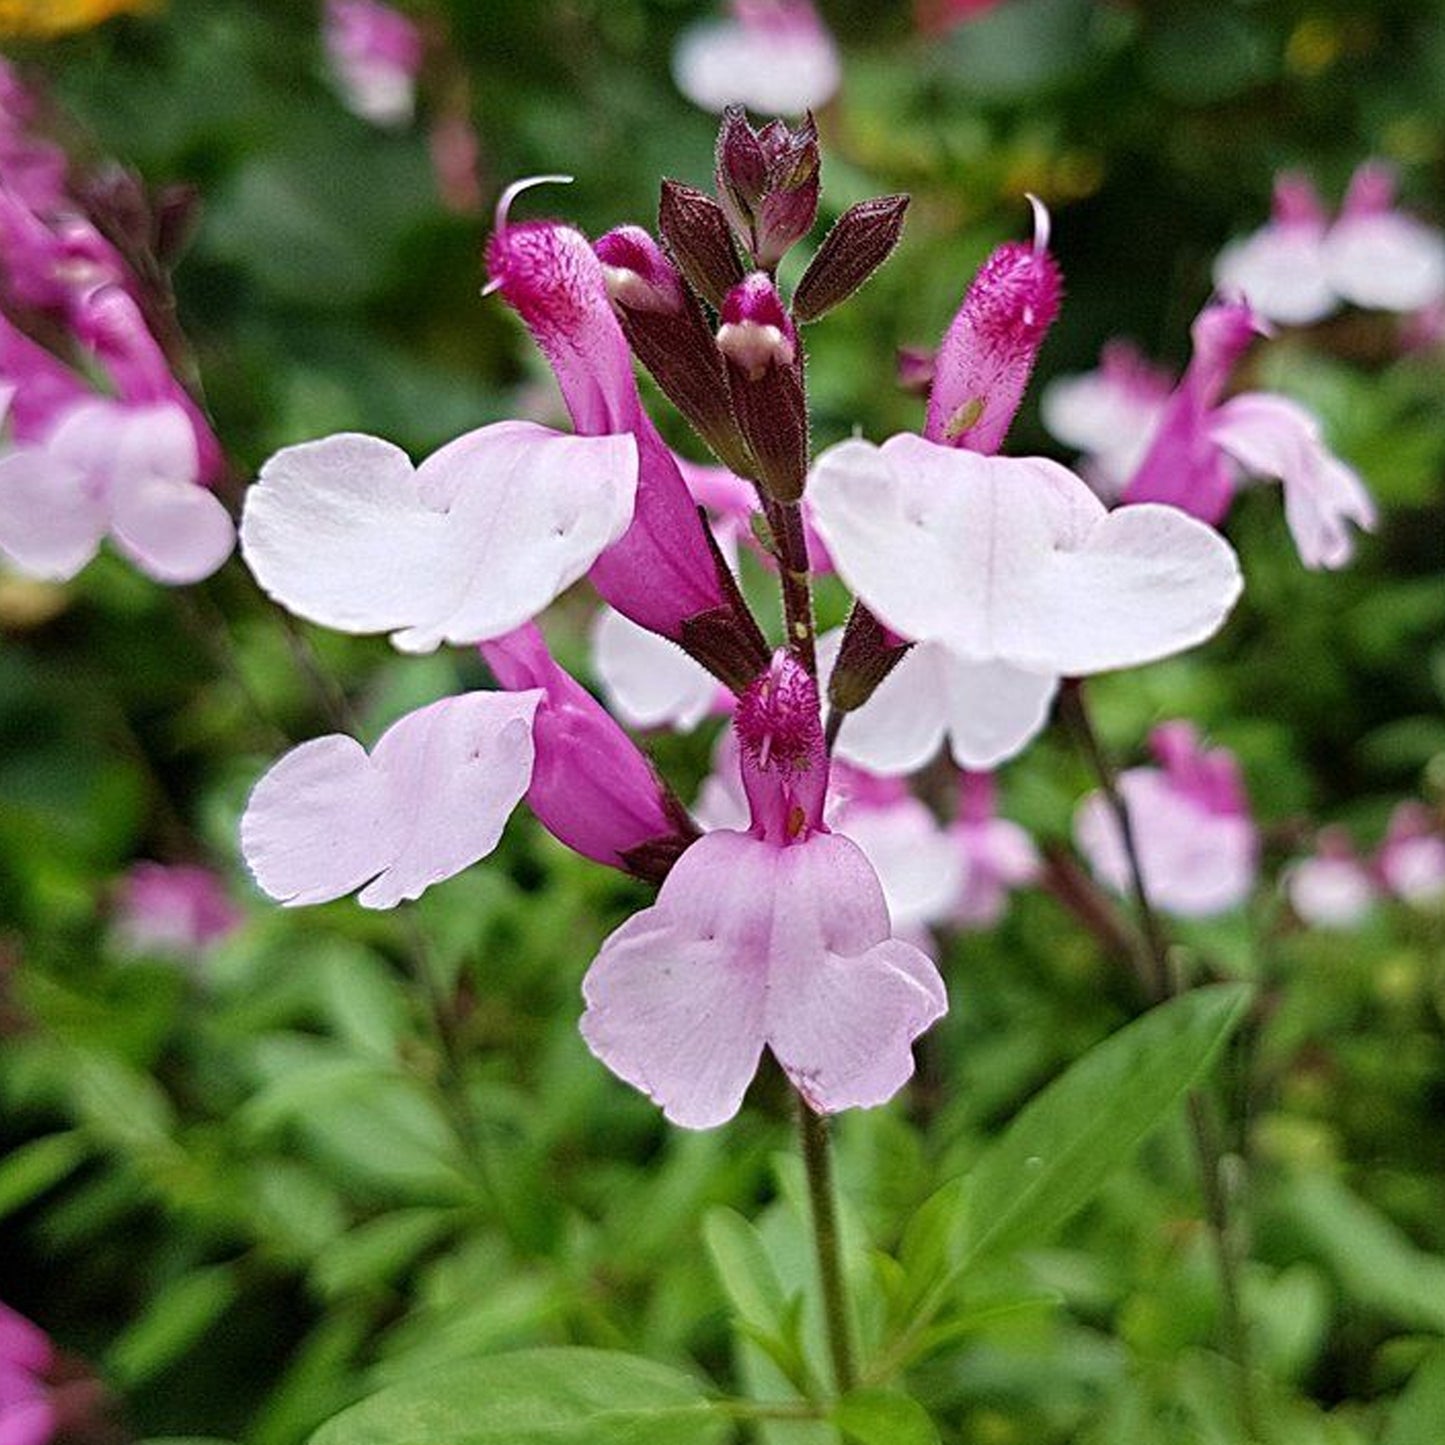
[
  {"x1": 719, "y1": 274, "x2": 808, "y2": 501},
  {"x1": 659, "y1": 180, "x2": 745, "y2": 309},
  {"x1": 595, "y1": 225, "x2": 686, "y2": 314},
  {"x1": 595, "y1": 226, "x2": 749, "y2": 471},
  {"x1": 827, "y1": 603, "x2": 909, "y2": 714},
  {"x1": 714, "y1": 106, "x2": 820, "y2": 270},
  {"x1": 792, "y1": 194, "x2": 910, "y2": 322}
]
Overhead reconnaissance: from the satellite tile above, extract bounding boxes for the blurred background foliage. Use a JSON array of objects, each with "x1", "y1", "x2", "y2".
[{"x1": 2, "y1": 1, "x2": 1444, "y2": 1442}]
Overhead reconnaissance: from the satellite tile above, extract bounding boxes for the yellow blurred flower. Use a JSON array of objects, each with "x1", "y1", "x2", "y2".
[{"x1": 0, "y1": 0, "x2": 155, "y2": 39}]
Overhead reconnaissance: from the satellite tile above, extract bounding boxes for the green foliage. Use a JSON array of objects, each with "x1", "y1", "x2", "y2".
[
  {"x1": 307, "y1": 1349, "x2": 731, "y2": 1445},
  {"x1": 2, "y1": 0, "x2": 1444, "y2": 1442}
]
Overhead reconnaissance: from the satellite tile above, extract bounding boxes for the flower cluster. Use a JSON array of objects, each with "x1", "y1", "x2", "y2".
[
  {"x1": 239, "y1": 110, "x2": 1263, "y2": 1128},
  {"x1": 1286, "y1": 802, "x2": 1445, "y2": 929},
  {"x1": 0, "y1": 60, "x2": 233, "y2": 586},
  {"x1": 1213, "y1": 162, "x2": 1445, "y2": 328}
]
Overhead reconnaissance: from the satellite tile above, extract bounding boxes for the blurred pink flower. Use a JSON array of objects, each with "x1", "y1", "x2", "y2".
[
  {"x1": 1076, "y1": 722, "x2": 1259, "y2": 917},
  {"x1": 0, "y1": 1301, "x2": 55, "y2": 1445},
  {"x1": 323, "y1": 0, "x2": 425, "y2": 128},
  {"x1": 113, "y1": 862, "x2": 242, "y2": 958},
  {"x1": 1284, "y1": 826, "x2": 1377, "y2": 930},
  {"x1": 672, "y1": 0, "x2": 841, "y2": 115},
  {"x1": 1214, "y1": 161, "x2": 1445, "y2": 325},
  {"x1": 1376, "y1": 802, "x2": 1445, "y2": 907}
]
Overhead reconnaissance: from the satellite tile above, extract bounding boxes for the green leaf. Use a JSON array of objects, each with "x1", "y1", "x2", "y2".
[
  {"x1": 0, "y1": 1131, "x2": 87, "y2": 1220},
  {"x1": 109, "y1": 1264, "x2": 244, "y2": 1386},
  {"x1": 704, "y1": 1208, "x2": 792, "y2": 1340},
  {"x1": 831, "y1": 1390, "x2": 938, "y2": 1445},
  {"x1": 309, "y1": 1348, "x2": 731, "y2": 1445},
  {"x1": 1384, "y1": 1347, "x2": 1445, "y2": 1445},
  {"x1": 1279, "y1": 1174, "x2": 1445, "y2": 1333},
  {"x1": 959, "y1": 984, "x2": 1251, "y2": 1269}
]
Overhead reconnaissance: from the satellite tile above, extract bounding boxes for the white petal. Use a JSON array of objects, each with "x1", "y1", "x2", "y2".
[
  {"x1": 591, "y1": 606, "x2": 718, "y2": 731},
  {"x1": 823, "y1": 633, "x2": 949, "y2": 778},
  {"x1": 671, "y1": 16, "x2": 840, "y2": 114},
  {"x1": 1210, "y1": 393, "x2": 1375, "y2": 569},
  {"x1": 938, "y1": 657, "x2": 1060, "y2": 770},
  {"x1": 240, "y1": 422, "x2": 637, "y2": 651},
  {"x1": 1213, "y1": 226, "x2": 1337, "y2": 326},
  {"x1": 241, "y1": 691, "x2": 540, "y2": 909},
  {"x1": 809, "y1": 434, "x2": 1241, "y2": 678},
  {"x1": 0, "y1": 446, "x2": 106, "y2": 580},
  {"x1": 1324, "y1": 214, "x2": 1445, "y2": 313},
  {"x1": 110, "y1": 472, "x2": 235, "y2": 583}
]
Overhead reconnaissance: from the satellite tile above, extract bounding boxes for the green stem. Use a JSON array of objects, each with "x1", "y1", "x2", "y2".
[
  {"x1": 797, "y1": 1099, "x2": 856, "y2": 1396},
  {"x1": 1060, "y1": 681, "x2": 1260, "y2": 1441}
]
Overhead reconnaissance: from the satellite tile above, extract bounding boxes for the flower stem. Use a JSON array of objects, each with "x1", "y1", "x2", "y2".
[
  {"x1": 1059, "y1": 680, "x2": 1260, "y2": 1441},
  {"x1": 797, "y1": 1099, "x2": 856, "y2": 1396}
]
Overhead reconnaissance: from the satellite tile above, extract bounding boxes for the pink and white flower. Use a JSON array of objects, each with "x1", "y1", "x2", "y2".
[
  {"x1": 672, "y1": 0, "x2": 841, "y2": 116},
  {"x1": 1121, "y1": 300, "x2": 1376, "y2": 569},
  {"x1": 591, "y1": 606, "x2": 723, "y2": 732},
  {"x1": 0, "y1": 397, "x2": 234, "y2": 584},
  {"x1": 112, "y1": 863, "x2": 242, "y2": 958},
  {"x1": 1283, "y1": 826, "x2": 1377, "y2": 930},
  {"x1": 323, "y1": 0, "x2": 425, "y2": 129},
  {"x1": 1075, "y1": 721, "x2": 1259, "y2": 918},
  {"x1": 810, "y1": 437, "x2": 1241, "y2": 768},
  {"x1": 1214, "y1": 162, "x2": 1445, "y2": 324},
  {"x1": 1376, "y1": 802, "x2": 1445, "y2": 907},
  {"x1": 581, "y1": 653, "x2": 945, "y2": 1129}
]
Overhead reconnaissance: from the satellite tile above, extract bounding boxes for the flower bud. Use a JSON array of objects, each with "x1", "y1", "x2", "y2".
[
  {"x1": 714, "y1": 107, "x2": 820, "y2": 270},
  {"x1": 482, "y1": 625, "x2": 698, "y2": 882},
  {"x1": 792, "y1": 194, "x2": 910, "y2": 323},
  {"x1": 659, "y1": 179, "x2": 745, "y2": 309},
  {"x1": 924, "y1": 196, "x2": 1062, "y2": 455},
  {"x1": 826, "y1": 603, "x2": 909, "y2": 714},
  {"x1": 594, "y1": 225, "x2": 748, "y2": 471},
  {"x1": 718, "y1": 273, "x2": 808, "y2": 501}
]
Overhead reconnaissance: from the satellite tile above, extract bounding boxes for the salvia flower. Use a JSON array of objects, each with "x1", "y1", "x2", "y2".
[
  {"x1": 811, "y1": 436, "x2": 1241, "y2": 768},
  {"x1": 323, "y1": 0, "x2": 425, "y2": 128},
  {"x1": 1075, "y1": 722, "x2": 1259, "y2": 918},
  {"x1": 673, "y1": 1, "x2": 841, "y2": 117},
  {"x1": 1377, "y1": 802, "x2": 1445, "y2": 907},
  {"x1": 581, "y1": 653, "x2": 946, "y2": 1129},
  {"x1": 0, "y1": 62, "x2": 233, "y2": 585},
  {"x1": 1120, "y1": 300, "x2": 1376, "y2": 569},
  {"x1": 112, "y1": 862, "x2": 243, "y2": 959},
  {"x1": 1283, "y1": 827, "x2": 1378, "y2": 930},
  {"x1": 1215, "y1": 161, "x2": 1445, "y2": 325}
]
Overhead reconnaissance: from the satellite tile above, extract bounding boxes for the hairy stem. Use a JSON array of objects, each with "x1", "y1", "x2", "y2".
[
  {"x1": 797, "y1": 1100, "x2": 856, "y2": 1395},
  {"x1": 764, "y1": 495, "x2": 816, "y2": 675},
  {"x1": 1059, "y1": 681, "x2": 1259, "y2": 1440}
]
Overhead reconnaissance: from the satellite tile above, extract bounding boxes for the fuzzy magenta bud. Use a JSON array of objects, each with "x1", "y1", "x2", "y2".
[
  {"x1": 792, "y1": 194, "x2": 910, "y2": 323},
  {"x1": 595, "y1": 225, "x2": 748, "y2": 472},
  {"x1": 659, "y1": 179, "x2": 745, "y2": 310},
  {"x1": 924, "y1": 197, "x2": 1063, "y2": 455},
  {"x1": 715, "y1": 107, "x2": 820, "y2": 270},
  {"x1": 482, "y1": 625, "x2": 698, "y2": 882},
  {"x1": 718, "y1": 272, "x2": 808, "y2": 501}
]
